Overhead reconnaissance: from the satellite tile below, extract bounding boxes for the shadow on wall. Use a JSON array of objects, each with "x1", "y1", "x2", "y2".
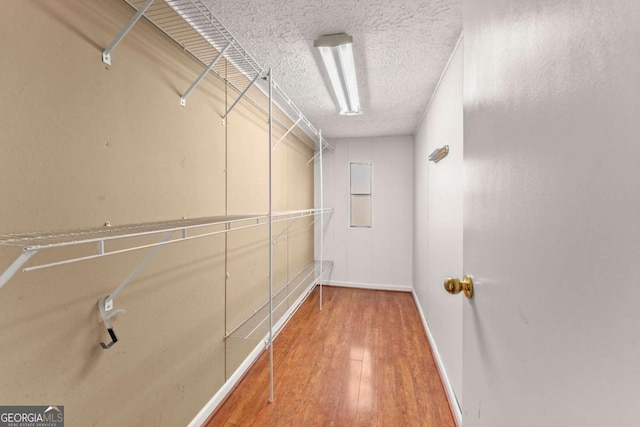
[{"x1": 32, "y1": 0, "x2": 104, "y2": 51}]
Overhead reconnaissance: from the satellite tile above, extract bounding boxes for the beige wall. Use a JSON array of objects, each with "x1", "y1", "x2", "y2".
[{"x1": 0, "y1": 1, "x2": 313, "y2": 425}]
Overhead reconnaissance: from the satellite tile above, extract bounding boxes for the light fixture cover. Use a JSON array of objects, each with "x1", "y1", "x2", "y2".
[{"x1": 314, "y1": 33, "x2": 362, "y2": 116}]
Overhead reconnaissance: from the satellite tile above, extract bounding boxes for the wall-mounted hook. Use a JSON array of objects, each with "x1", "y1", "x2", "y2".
[
  {"x1": 98, "y1": 294, "x2": 125, "y2": 350},
  {"x1": 101, "y1": 328, "x2": 118, "y2": 350},
  {"x1": 96, "y1": 231, "x2": 172, "y2": 350},
  {"x1": 429, "y1": 145, "x2": 449, "y2": 163}
]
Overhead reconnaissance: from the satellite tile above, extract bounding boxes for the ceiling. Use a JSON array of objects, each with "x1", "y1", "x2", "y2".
[{"x1": 202, "y1": 0, "x2": 462, "y2": 139}]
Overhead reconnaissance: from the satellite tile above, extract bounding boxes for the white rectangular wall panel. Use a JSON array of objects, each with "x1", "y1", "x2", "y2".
[{"x1": 317, "y1": 136, "x2": 413, "y2": 290}]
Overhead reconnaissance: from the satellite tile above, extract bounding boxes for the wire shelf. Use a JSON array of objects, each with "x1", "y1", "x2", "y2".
[
  {"x1": 0, "y1": 209, "x2": 333, "y2": 288},
  {"x1": 123, "y1": 0, "x2": 332, "y2": 153},
  {"x1": 227, "y1": 260, "x2": 333, "y2": 340},
  {"x1": 0, "y1": 214, "x2": 258, "y2": 249}
]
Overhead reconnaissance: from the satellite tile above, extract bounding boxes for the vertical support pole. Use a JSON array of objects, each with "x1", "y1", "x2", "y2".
[
  {"x1": 268, "y1": 69, "x2": 274, "y2": 404},
  {"x1": 319, "y1": 131, "x2": 324, "y2": 311}
]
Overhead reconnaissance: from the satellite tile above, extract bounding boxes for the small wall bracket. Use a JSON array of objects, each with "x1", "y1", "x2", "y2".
[{"x1": 428, "y1": 145, "x2": 449, "y2": 163}]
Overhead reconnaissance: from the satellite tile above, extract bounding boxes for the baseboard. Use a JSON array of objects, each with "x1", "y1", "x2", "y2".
[
  {"x1": 325, "y1": 280, "x2": 412, "y2": 292},
  {"x1": 411, "y1": 290, "x2": 462, "y2": 426},
  {"x1": 187, "y1": 280, "x2": 319, "y2": 427},
  {"x1": 187, "y1": 337, "x2": 265, "y2": 427}
]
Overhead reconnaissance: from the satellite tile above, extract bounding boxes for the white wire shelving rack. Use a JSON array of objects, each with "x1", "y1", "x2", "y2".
[
  {"x1": 109, "y1": 0, "x2": 333, "y2": 157},
  {"x1": 0, "y1": 208, "x2": 333, "y2": 347},
  {"x1": 0, "y1": 209, "x2": 332, "y2": 286},
  {"x1": 1, "y1": 0, "x2": 334, "y2": 405}
]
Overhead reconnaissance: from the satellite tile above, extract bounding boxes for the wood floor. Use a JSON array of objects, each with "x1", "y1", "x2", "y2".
[{"x1": 207, "y1": 286, "x2": 455, "y2": 427}]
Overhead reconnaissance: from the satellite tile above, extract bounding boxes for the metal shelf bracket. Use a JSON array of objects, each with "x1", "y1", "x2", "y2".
[
  {"x1": 181, "y1": 43, "x2": 231, "y2": 106},
  {"x1": 307, "y1": 144, "x2": 329, "y2": 165},
  {"x1": 273, "y1": 216, "x2": 302, "y2": 245},
  {"x1": 96, "y1": 231, "x2": 173, "y2": 350},
  {"x1": 273, "y1": 117, "x2": 302, "y2": 150},
  {"x1": 224, "y1": 260, "x2": 333, "y2": 340},
  {"x1": 0, "y1": 250, "x2": 37, "y2": 289},
  {"x1": 103, "y1": 0, "x2": 154, "y2": 65},
  {"x1": 222, "y1": 72, "x2": 263, "y2": 123}
]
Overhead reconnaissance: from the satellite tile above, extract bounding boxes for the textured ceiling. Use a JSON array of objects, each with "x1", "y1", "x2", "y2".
[{"x1": 202, "y1": 0, "x2": 462, "y2": 139}]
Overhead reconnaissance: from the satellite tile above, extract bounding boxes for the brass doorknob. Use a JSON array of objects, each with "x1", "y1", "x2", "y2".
[{"x1": 444, "y1": 275, "x2": 474, "y2": 298}]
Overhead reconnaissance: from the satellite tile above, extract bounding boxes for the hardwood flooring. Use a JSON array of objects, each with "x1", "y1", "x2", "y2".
[{"x1": 207, "y1": 286, "x2": 455, "y2": 427}]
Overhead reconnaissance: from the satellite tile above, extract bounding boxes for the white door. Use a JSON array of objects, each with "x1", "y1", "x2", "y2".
[{"x1": 462, "y1": 0, "x2": 640, "y2": 426}]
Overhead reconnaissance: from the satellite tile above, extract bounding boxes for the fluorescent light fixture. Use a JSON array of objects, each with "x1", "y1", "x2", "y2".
[{"x1": 314, "y1": 33, "x2": 362, "y2": 116}]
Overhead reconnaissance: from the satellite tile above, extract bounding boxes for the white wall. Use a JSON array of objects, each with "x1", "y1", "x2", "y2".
[
  {"x1": 318, "y1": 136, "x2": 414, "y2": 290},
  {"x1": 414, "y1": 37, "x2": 464, "y2": 414}
]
